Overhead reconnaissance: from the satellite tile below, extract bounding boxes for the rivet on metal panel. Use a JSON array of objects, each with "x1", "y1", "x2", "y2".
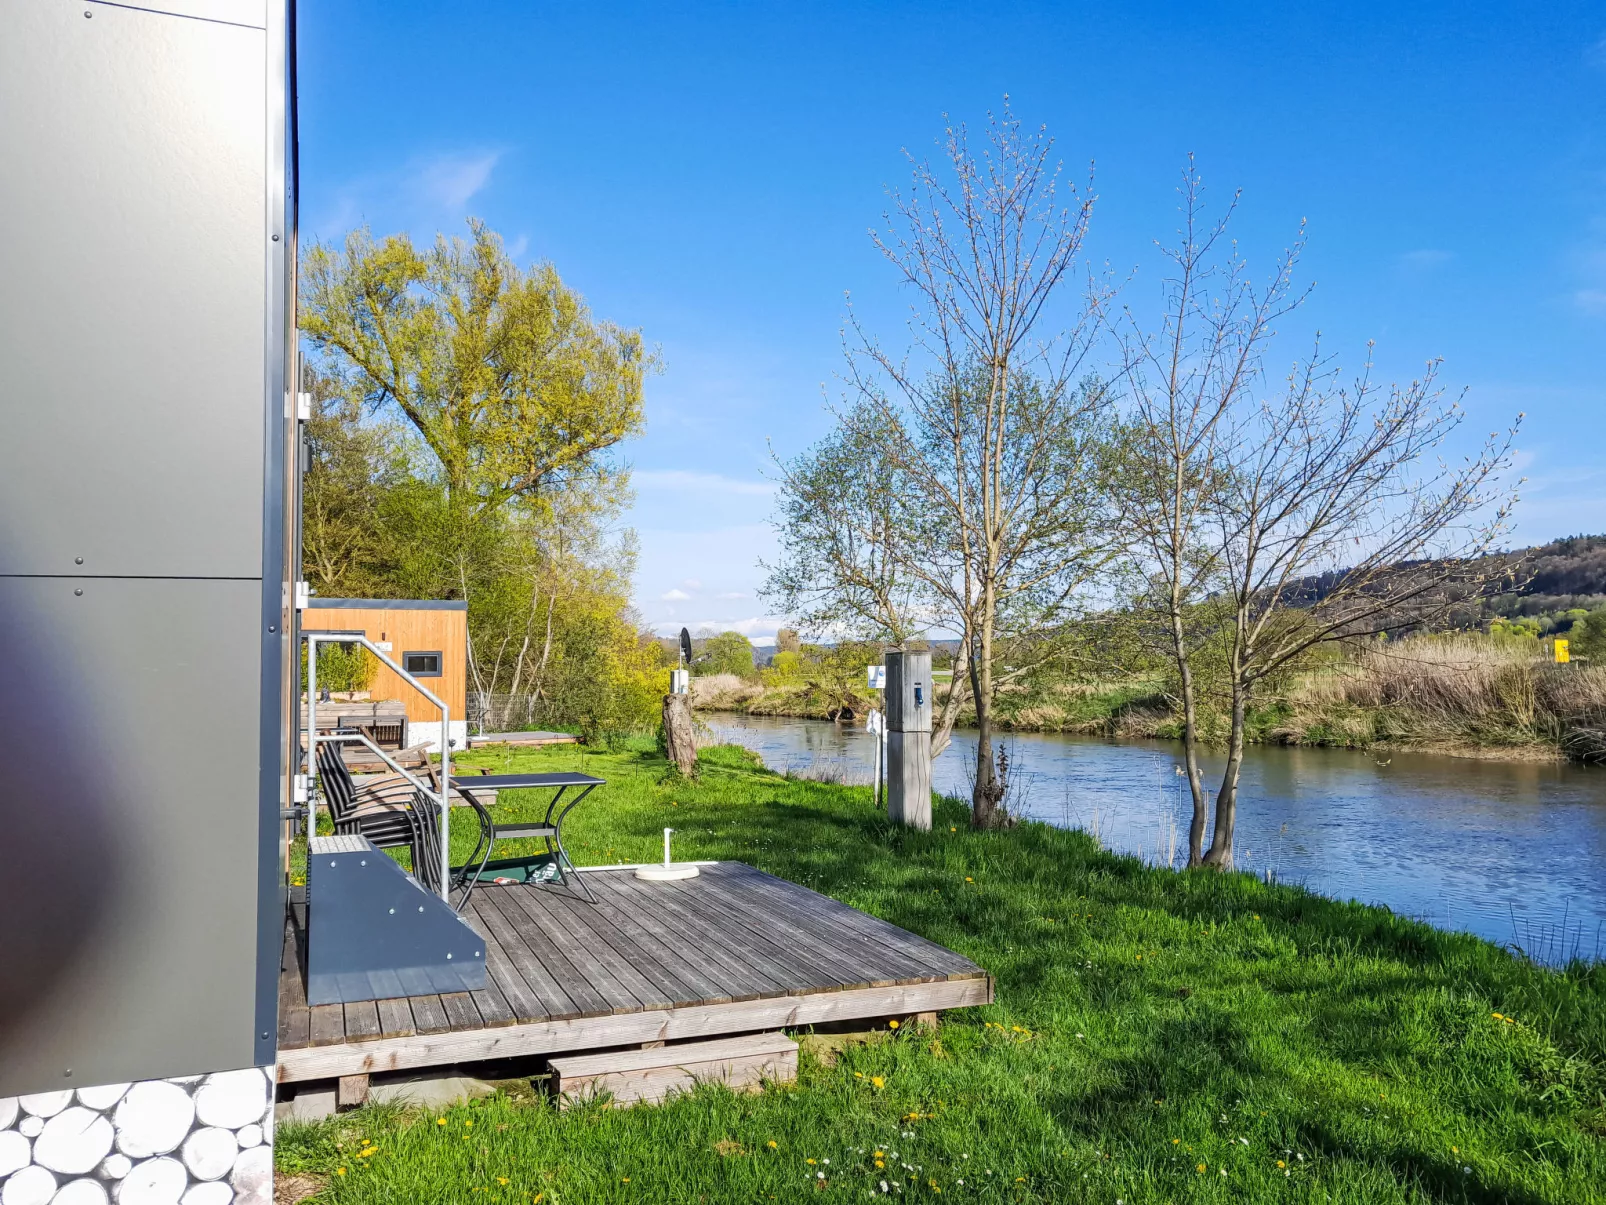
[
  {"x1": 64, "y1": 1069, "x2": 72, "y2": 1077},
  {"x1": 74, "y1": 557, "x2": 83, "y2": 565},
  {"x1": 330, "y1": 861, "x2": 336, "y2": 867},
  {"x1": 388, "y1": 908, "x2": 394, "y2": 914},
  {"x1": 272, "y1": 234, "x2": 281, "y2": 242},
  {"x1": 446, "y1": 953, "x2": 453, "y2": 960},
  {"x1": 74, "y1": 588, "x2": 83, "y2": 596},
  {"x1": 418, "y1": 906, "x2": 424, "y2": 913},
  {"x1": 269, "y1": 625, "x2": 277, "y2": 633}
]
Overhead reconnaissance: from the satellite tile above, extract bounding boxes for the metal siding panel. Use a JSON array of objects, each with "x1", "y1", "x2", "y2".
[
  {"x1": 0, "y1": 578, "x2": 262, "y2": 1094},
  {"x1": 0, "y1": 1, "x2": 266, "y2": 577}
]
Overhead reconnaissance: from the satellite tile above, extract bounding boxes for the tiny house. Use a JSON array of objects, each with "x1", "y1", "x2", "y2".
[{"x1": 303, "y1": 598, "x2": 468, "y2": 750}]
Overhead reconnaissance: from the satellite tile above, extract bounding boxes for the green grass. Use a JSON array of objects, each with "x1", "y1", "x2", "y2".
[{"x1": 279, "y1": 739, "x2": 1606, "y2": 1204}]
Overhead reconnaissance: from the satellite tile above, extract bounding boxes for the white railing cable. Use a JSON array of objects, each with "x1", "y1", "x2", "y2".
[{"x1": 304, "y1": 633, "x2": 452, "y2": 901}]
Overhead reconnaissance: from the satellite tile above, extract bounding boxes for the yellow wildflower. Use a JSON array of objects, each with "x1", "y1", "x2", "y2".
[
  {"x1": 1492, "y1": 1012, "x2": 1503, "y2": 1020},
  {"x1": 336, "y1": 1168, "x2": 346, "y2": 1177},
  {"x1": 874, "y1": 1152, "x2": 883, "y2": 1158},
  {"x1": 437, "y1": 1118, "x2": 448, "y2": 1126},
  {"x1": 465, "y1": 1120, "x2": 474, "y2": 1128},
  {"x1": 767, "y1": 1140, "x2": 778, "y2": 1149},
  {"x1": 889, "y1": 1019, "x2": 900, "y2": 1029},
  {"x1": 498, "y1": 1178, "x2": 509, "y2": 1186},
  {"x1": 854, "y1": 1072, "x2": 864, "y2": 1079},
  {"x1": 871, "y1": 1076, "x2": 885, "y2": 1089},
  {"x1": 965, "y1": 877, "x2": 974, "y2": 883},
  {"x1": 1197, "y1": 1164, "x2": 1207, "y2": 1173},
  {"x1": 1277, "y1": 1160, "x2": 1286, "y2": 1169},
  {"x1": 876, "y1": 1160, "x2": 885, "y2": 1169},
  {"x1": 1172, "y1": 1139, "x2": 1180, "y2": 1145}
]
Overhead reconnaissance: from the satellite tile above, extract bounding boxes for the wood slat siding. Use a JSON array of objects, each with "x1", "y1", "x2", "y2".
[
  {"x1": 277, "y1": 863, "x2": 991, "y2": 1083},
  {"x1": 303, "y1": 604, "x2": 466, "y2": 725}
]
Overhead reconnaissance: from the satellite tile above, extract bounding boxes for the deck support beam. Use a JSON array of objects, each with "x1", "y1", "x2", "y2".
[{"x1": 278, "y1": 977, "x2": 992, "y2": 1084}]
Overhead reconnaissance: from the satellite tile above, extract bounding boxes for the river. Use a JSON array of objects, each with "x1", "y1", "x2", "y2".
[{"x1": 704, "y1": 713, "x2": 1606, "y2": 965}]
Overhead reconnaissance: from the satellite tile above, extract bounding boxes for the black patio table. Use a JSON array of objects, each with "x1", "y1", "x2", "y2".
[{"x1": 445, "y1": 771, "x2": 605, "y2": 904}]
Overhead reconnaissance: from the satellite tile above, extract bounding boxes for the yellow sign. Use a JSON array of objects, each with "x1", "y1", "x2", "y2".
[{"x1": 1555, "y1": 639, "x2": 1570, "y2": 664}]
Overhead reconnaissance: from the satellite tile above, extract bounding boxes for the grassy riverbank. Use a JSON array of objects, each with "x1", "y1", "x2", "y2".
[
  {"x1": 278, "y1": 739, "x2": 1606, "y2": 1203},
  {"x1": 695, "y1": 635, "x2": 1606, "y2": 762}
]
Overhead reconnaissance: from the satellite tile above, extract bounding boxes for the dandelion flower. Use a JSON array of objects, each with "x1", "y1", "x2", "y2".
[
  {"x1": 874, "y1": 1152, "x2": 883, "y2": 1159},
  {"x1": 965, "y1": 877, "x2": 974, "y2": 883},
  {"x1": 336, "y1": 1168, "x2": 346, "y2": 1177},
  {"x1": 871, "y1": 1076, "x2": 885, "y2": 1089},
  {"x1": 1172, "y1": 1139, "x2": 1180, "y2": 1145},
  {"x1": 1197, "y1": 1164, "x2": 1206, "y2": 1174},
  {"x1": 498, "y1": 1178, "x2": 509, "y2": 1186},
  {"x1": 465, "y1": 1120, "x2": 474, "y2": 1128},
  {"x1": 437, "y1": 1118, "x2": 448, "y2": 1126},
  {"x1": 889, "y1": 1020, "x2": 900, "y2": 1029},
  {"x1": 767, "y1": 1140, "x2": 778, "y2": 1149},
  {"x1": 807, "y1": 1159, "x2": 817, "y2": 1166},
  {"x1": 1277, "y1": 1160, "x2": 1285, "y2": 1169}
]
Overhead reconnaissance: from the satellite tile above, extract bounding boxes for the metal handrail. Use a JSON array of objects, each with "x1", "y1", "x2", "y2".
[{"x1": 304, "y1": 633, "x2": 452, "y2": 901}]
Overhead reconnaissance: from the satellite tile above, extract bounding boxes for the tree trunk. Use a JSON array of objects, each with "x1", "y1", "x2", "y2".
[
  {"x1": 662, "y1": 692, "x2": 697, "y2": 777},
  {"x1": 969, "y1": 624, "x2": 1004, "y2": 829},
  {"x1": 1175, "y1": 648, "x2": 1208, "y2": 868},
  {"x1": 1201, "y1": 682, "x2": 1246, "y2": 869}
]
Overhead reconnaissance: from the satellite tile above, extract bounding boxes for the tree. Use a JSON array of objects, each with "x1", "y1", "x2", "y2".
[
  {"x1": 300, "y1": 219, "x2": 650, "y2": 523},
  {"x1": 1111, "y1": 163, "x2": 1306, "y2": 866},
  {"x1": 1199, "y1": 374, "x2": 1516, "y2": 865},
  {"x1": 768, "y1": 106, "x2": 1116, "y2": 828},
  {"x1": 696, "y1": 630, "x2": 758, "y2": 679},
  {"x1": 775, "y1": 628, "x2": 802, "y2": 655}
]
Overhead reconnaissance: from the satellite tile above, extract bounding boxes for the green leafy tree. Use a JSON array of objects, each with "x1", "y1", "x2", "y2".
[
  {"x1": 696, "y1": 631, "x2": 757, "y2": 679},
  {"x1": 300, "y1": 219, "x2": 650, "y2": 522}
]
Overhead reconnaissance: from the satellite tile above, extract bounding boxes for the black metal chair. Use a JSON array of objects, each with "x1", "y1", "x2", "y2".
[{"x1": 313, "y1": 741, "x2": 443, "y2": 893}]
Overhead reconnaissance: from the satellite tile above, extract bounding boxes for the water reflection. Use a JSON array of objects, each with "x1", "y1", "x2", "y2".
[{"x1": 705, "y1": 714, "x2": 1606, "y2": 964}]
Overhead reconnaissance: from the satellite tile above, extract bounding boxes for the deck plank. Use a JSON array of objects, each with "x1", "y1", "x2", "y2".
[
  {"x1": 567, "y1": 878, "x2": 736, "y2": 1005},
  {"x1": 469, "y1": 895, "x2": 574, "y2": 1021},
  {"x1": 278, "y1": 920, "x2": 311, "y2": 1049},
  {"x1": 376, "y1": 996, "x2": 416, "y2": 1039},
  {"x1": 709, "y1": 863, "x2": 981, "y2": 976},
  {"x1": 528, "y1": 888, "x2": 679, "y2": 1011},
  {"x1": 588, "y1": 873, "x2": 778, "y2": 1000},
  {"x1": 482, "y1": 889, "x2": 610, "y2": 1016},
  {"x1": 656, "y1": 878, "x2": 863, "y2": 991},
  {"x1": 596, "y1": 872, "x2": 799, "y2": 995},
  {"x1": 309, "y1": 1004, "x2": 346, "y2": 1047},
  {"x1": 440, "y1": 992, "x2": 482, "y2": 1030},
  {"x1": 690, "y1": 869, "x2": 936, "y2": 986},
  {"x1": 497, "y1": 884, "x2": 650, "y2": 1014},
  {"x1": 408, "y1": 994, "x2": 451, "y2": 1035},
  {"x1": 344, "y1": 1000, "x2": 381, "y2": 1041}
]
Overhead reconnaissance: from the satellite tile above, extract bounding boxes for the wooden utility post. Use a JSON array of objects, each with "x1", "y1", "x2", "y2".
[
  {"x1": 663, "y1": 673, "x2": 696, "y2": 776},
  {"x1": 884, "y1": 650, "x2": 932, "y2": 829}
]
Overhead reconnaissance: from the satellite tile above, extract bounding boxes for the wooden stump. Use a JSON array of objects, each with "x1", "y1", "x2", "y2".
[{"x1": 662, "y1": 692, "x2": 697, "y2": 777}]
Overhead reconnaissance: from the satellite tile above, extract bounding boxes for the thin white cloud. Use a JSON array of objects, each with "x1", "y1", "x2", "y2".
[
  {"x1": 411, "y1": 150, "x2": 501, "y2": 210},
  {"x1": 660, "y1": 588, "x2": 691, "y2": 601},
  {"x1": 506, "y1": 234, "x2": 530, "y2": 261},
  {"x1": 633, "y1": 469, "x2": 776, "y2": 497},
  {"x1": 649, "y1": 615, "x2": 790, "y2": 639}
]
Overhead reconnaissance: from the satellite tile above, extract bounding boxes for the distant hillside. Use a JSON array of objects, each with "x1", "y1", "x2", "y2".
[{"x1": 1487, "y1": 534, "x2": 1606, "y2": 615}]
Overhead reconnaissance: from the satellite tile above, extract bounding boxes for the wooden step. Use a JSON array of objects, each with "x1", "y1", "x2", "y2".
[{"x1": 549, "y1": 1032, "x2": 797, "y2": 1108}]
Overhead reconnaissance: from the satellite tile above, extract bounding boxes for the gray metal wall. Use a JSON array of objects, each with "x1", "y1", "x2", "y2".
[{"x1": 0, "y1": 0, "x2": 289, "y2": 1093}]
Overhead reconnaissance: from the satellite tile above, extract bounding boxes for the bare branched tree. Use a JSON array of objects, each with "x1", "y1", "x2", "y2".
[
  {"x1": 1113, "y1": 162, "x2": 1307, "y2": 866},
  {"x1": 1196, "y1": 353, "x2": 1519, "y2": 866},
  {"x1": 767, "y1": 104, "x2": 1117, "y2": 828}
]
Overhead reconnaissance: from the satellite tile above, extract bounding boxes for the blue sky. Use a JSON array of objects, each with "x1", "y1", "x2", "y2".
[{"x1": 297, "y1": 1, "x2": 1606, "y2": 640}]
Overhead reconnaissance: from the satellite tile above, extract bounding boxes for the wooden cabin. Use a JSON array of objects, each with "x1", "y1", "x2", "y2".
[{"x1": 304, "y1": 599, "x2": 468, "y2": 751}]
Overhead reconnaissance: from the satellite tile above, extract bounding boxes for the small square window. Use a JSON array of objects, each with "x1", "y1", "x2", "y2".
[{"x1": 403, "y1": 651, "x2": 442, "y2": 677}]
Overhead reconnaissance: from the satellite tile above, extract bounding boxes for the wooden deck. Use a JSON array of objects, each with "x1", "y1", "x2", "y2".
[{"x1": 277, "y1": 862, "x2": 991, "y2": 1083}]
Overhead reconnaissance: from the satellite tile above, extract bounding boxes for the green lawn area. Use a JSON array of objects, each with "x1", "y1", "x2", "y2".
[{"x1": 279, "y1": 739, "x2": 1606, "y2": 1203}]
